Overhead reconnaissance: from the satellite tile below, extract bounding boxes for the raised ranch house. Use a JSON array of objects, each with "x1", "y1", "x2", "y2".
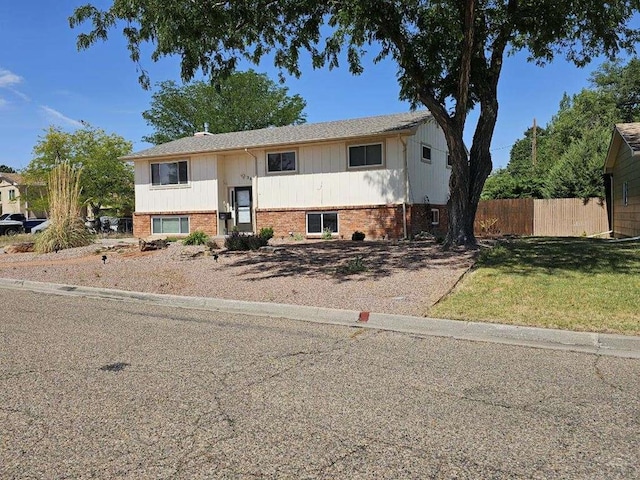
[
  {"x1": 605, "y1": 124, "x2": 640, "y2": 238},
  {"x1": 124, "y1": 111, "x2": 452, "y2": 240}
]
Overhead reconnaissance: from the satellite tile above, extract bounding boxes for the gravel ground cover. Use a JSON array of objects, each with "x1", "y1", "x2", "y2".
[{"x1": 0, "y1": 239, "x2": 476, "y2": 315}]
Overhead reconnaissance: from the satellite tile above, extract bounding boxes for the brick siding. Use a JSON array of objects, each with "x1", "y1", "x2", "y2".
[
  {"x1": 133, "y1": 211, "x2": 218, "y2": 238},
  {"x1": 134, "y1": 204, "x2": 447, "y2": 240},
  {"x1": 256, "y1": 204, "x2": 447, "y2": 240}
]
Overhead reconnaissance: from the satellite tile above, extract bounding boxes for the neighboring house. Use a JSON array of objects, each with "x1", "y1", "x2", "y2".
[
  {"x1": 604, "y1": 124, "x2": 640, "y2": 238},
  {"x1": 123, "y1": 111, "x2": 451, "y2": 239},
  {"x1": 0, "y1": 173, "x2": 44, "y2": 218}
]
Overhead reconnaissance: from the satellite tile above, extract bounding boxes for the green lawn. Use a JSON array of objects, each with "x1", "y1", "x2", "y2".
[{"x1": 429, "y1": 237, "x2": 640, "y2": 335}]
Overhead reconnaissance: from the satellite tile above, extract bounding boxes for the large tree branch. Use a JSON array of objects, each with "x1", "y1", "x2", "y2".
[{"x1": 455, "y1": 0, "x2": 475, "y2": 125}]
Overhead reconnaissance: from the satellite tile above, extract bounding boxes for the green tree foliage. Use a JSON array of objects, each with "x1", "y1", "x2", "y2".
[
  {"x1": 0, "y1": 165, "x2": 16, "y2": 173},
  {"x1": 142, "y1": 70, "x2": 307, "y2": 145},
  {"x1": 69, "y1": 1, "x2": 639, "y2": 247},
  {"x1": 485, "y1": 58, "x2": 640, "y2": 200},
  {"x1": 25, "y1": 125, "x2": 134, "y2": 217}
]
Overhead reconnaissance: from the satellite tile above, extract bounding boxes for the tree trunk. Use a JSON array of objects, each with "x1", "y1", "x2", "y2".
[{"x1": 443, "y1": 98, "x2": 498, "y2": 249}]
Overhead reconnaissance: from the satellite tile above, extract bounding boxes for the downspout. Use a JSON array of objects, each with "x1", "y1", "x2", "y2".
[
  {"x1": 244, "y1": 148, "x2": 258, "y2": 233},
  {"x1": 399, "y1": 135, "x2": 409, "y2": 239}
]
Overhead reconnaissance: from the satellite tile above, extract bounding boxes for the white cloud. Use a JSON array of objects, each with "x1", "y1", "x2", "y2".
[
  {"x1": 40, "y1": 105, "x2": 84, "y2": 128},
  {"x1": 0, "y1": 97, "x2": 7, "y2": 108},
  {"x1": 0, "y1": 68, "x2": 29, "y2": 102},
  {"x1": 9, "y1": 88, "x2": 30, "y2": 102},
  {"x1": 0, "y1": 68, "x2": 22, "y2": 88}
]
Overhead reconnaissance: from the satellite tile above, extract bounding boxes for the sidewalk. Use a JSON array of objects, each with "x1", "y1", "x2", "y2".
[{"x1": 2, "y1": 277, "x2": 639, "y2": 359}]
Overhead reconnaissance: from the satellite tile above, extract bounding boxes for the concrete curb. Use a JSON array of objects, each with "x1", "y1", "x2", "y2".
[{"x1": 2, "y1": 277, "x2": 639, "y2": 359}]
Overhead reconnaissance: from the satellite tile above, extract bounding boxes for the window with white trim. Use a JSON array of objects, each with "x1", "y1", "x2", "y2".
[
  {"x1": 623, "y1": 181, "x2": 629, "y2": 207},
  {"x1": 151, "y1": 160, "x2": 188, "y2": 186},
  {"x1": 306, "y1": 212, "x2": 338, "y2": 235},
  {"x1": 267, "y1": 151, "x2": 297, "y2": 173},
  {"x1": 421, "y1": 144, "x2": 432, "y2": 163},
  {"x1": 152, "y1": 216, "x2": 190, "y2": 234},
  {"x1": 447, "y1": 153, "x2": 452, "y2": 168},
  {"x1": 348, "y1": 143, "x2": 383, "y2": 168},
  {"x1": 430, "y1": 208, "x2": 440, "y2": 225},
  {"x1": 8, "y1": 189, "x2": 15, "y2": 201}
]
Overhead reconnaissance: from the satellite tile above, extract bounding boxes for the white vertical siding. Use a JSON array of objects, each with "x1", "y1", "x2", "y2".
[
  {"x1": 134, "y1": 154, "x2": 218, "y2": 212},
  {"x1": 257, "y1": 138, "x2": 405, "y2": 209},
  {"x1": 406, "y1": 121, "x2": 451, "y2": 205}
]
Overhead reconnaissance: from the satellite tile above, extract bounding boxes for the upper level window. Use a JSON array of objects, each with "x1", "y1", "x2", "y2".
[
  {"x1": 623, "y1": 181, "x2": 629, "y2": 207},
  {"x1": 151, "y1": 160, "x2": 188, "y2": 186},
  {"x1": 8, "y1": 189, "x2": 15, "y2": 201},
  {"x1": 447, "y1": 153, "x2": 453, "y2": 168},
  {"x1": 267, "y1": 151, "x2": 296, "y2": 173},
  {"x1": 348, "y1": 143, "x2": 383, "y2": 168},
  {"x1": 421, "y1": 145, "x2": 432, "y2": 163}
]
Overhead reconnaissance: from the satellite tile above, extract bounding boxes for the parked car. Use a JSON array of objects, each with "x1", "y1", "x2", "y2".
[
  {"x1": 30, "y1": 219, "x2": 50, "y2": 234},
  {"x1": 0, "y1": 213, "x2": 47, "y2": 235}
]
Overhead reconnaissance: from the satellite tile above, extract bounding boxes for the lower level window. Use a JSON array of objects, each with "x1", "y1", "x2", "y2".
[
  {"x1": 430, "y1": 208, "x2": 440, "y2": 225},
  {"x1": 152, "y1": 216, "x2": 189, "y2": 234},
  {"x1": 307, "y1": 212, "x2": 338, "y2": 235}
]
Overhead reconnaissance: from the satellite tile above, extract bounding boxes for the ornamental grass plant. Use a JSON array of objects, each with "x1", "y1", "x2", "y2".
[{"x1": 35, "y1": 163, "x2": 92, "y2": 253}]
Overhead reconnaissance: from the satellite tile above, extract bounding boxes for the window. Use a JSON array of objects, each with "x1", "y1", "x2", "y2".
[
  {"x1": 307, "y1": 212, "x2": 338, "y2": 235},
  {"x1": 348, "y1": 143, "x2": 383, "y2": 168},
  {"x1": 8, "y1": 189, "x2": 15, "y2": 201},
  {"x1": 151, "y1": 160, "x2": 188, "y2": 186},
  {"x1": 267, "y1": 151, "x2": 296, "y2": 173},
  {"x1": 152, "y1": 216, "x2": 190, "y2": 234},
  {"x1": 623, "y1": 181, "x2": 629, "y2": 207},
  {"x1": 430, "y1": 208, "x2": 440, "y2": 225},
  {"x1": 421, "y1": 144, "x2": 432, "y2": 163},
  {"x1": 447, "y1": 153, "x2": 452, "y2": 168}
]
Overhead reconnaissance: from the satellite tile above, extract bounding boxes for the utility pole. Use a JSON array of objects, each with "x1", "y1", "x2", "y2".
[{"x1": 531, "y1": 118, "x2": 537, "y2": 166}]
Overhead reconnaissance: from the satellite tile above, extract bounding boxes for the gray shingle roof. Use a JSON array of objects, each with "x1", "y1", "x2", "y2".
[
  {"x1": 123, "y1": 110, "x2": 431, "y2": 160},
  {"x1": 616, "y1": 123, "x2": 640, "y2": 152}
]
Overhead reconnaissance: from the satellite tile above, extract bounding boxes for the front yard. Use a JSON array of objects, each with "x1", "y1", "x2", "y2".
[{"x1": 429, "y1": 237, "x2": 640, "y2": 335}]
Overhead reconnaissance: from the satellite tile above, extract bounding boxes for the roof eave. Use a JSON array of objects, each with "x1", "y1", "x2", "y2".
[{"x1": 120, "y1": 126, "x2": 420, "y2": 162}]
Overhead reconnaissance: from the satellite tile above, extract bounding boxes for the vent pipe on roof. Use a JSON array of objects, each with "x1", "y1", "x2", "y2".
[{"x1": 194, "y1": 122, "x2": 214, "y2": 136}]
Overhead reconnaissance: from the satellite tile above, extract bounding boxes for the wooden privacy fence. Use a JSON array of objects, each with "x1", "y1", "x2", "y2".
[{"x1": 474, "y1": 198, "x2": 609, "y2": 237}]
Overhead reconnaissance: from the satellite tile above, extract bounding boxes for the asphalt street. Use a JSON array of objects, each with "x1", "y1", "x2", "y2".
[{"x1": 1, "y1": 290, "x2": 639, "y2": 479}]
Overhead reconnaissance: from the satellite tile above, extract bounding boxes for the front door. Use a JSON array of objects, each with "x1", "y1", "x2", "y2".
[{"x1": 234, "y1": 187, "x2": 253, "y2": 232}]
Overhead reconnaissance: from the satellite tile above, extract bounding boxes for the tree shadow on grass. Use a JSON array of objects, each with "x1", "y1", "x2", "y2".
[
  {"x1": 479, "y1": 237, "x2": 640, "y2": 276},
  {"x1": 223, "y1": 240, "x2": 476, "y2": 283}
]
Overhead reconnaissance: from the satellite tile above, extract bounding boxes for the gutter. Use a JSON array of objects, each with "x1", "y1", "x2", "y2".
[
  {"x1": 244, "y1": 148, "x2": 259, "y2": 233},
  {"x1": 398, "y1": 135, "x2": 409, "y2": 239}
]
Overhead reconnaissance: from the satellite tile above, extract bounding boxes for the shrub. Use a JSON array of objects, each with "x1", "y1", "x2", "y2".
[
  {"x1": 292, "y1": 232, "x2": 304, "y2": 241},
  {"x1": 258, "y1": 226, "x2": 274, "y2": 242},
  {"x1": 321, "y1": 227, "x2": 333, "y2": 240},
  {"x1": 337, "y1": 255, "x2": 367, "y2": 275},
  {"x1": 224, "y1": 231, "x2": 268, "y2": 251},
  {"x1": 351, "y1": 231, "x2": 365, "y2": 241},
  {"x1": 183, "y1": 230, "x2": 209, "y2": 245}
]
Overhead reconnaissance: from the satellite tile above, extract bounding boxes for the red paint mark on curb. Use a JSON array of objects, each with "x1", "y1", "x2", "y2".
[{"x1": 358, "y1": 311, "x2": 370, "y2": 323}]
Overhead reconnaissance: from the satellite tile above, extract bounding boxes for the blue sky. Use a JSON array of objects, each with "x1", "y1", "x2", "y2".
[{"x1": 0, "y1": 1, "x2": 633, "y2": 173}]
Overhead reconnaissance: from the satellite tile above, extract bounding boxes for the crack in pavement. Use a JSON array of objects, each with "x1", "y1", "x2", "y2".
[
  {"x1": 315, "y1": 443, "x2": 369, "y2": 476},
  {"x1": 593, "y1": 355, "x2": 628, "y2": 394}
]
